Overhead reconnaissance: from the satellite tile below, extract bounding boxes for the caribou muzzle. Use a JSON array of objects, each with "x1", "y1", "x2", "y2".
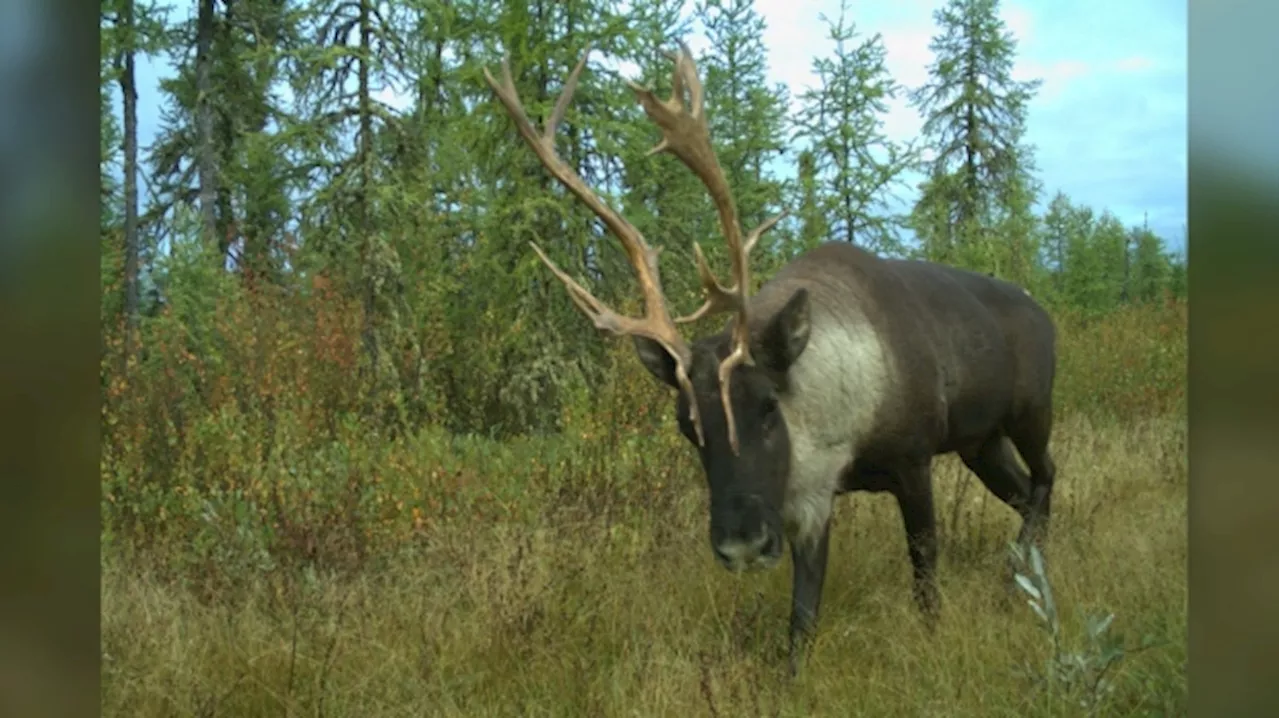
[{"x1": 710, "y1": 494, "x2": 783, "y2": 572}]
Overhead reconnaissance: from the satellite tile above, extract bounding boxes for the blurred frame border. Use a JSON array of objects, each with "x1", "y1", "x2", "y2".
[
  {"x1": 1185, "y1": 1, "x2": 1278, "y2": 715},
  {"x1": 0, "y1": 0, "x2": 102, "y2": 717}
]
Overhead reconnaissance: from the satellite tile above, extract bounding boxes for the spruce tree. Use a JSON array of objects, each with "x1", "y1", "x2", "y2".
[{"x1": 908, "y1": 0, "x2": 1041, "y2": 273}]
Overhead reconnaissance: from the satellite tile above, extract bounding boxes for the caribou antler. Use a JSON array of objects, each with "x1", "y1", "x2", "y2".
[
  {"x1": 484, "y1": 44, "x2": 784, "y2": 454},
  {"x1": 482, "y1": 47, "x2": 707, "y2": 446},
  {"x1": 627, "y1": 43, "x2": 788, "y2": 454}
]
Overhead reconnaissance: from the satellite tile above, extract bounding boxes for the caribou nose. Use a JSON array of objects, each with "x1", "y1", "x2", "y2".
[
  {"x1": 712, "y1": 529, "x2": 772, "y2": 571},
  {"x1": 710, "y1": 494, "x2": 776, "y2": 570}
]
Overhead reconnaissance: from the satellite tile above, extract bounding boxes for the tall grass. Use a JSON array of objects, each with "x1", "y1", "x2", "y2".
[{"x1": 100, "y1": 290, "x2": 1187, "y2": 716}]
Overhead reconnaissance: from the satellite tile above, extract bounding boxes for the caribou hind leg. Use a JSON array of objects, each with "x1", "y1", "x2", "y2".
[
  {"x1": 958, "y1": 429, "x2": 1055, "y2": 596},
  {"x1": 959, "y1": 434, "x2": 1034, "y2": 536},
  {"x1": 960, "y1": 411, "x2": 1056, "y2": 552},
  {"x1": 1007, "y1": 407, "x2": 1056, "y2": 549}
]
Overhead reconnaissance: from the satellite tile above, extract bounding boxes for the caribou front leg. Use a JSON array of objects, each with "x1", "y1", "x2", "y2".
[{"x1": 787, "y1": 519, "x2": 831, "y2": 676}]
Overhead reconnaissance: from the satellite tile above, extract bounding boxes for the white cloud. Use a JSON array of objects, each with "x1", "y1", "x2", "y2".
[
  {"x1": 1002, "y1": 2, "x2": 1036, "y2": 44},
  {"x1": 753, "y1": 0, "x2": 832, "y2": 112},
  {"x1": 1018, "y1": 59, "x2": 1092, "y2": 103},
  {"x1": 880, "y1": 25, "x2": 935, "y2": 90},
  {"x1": 877, "y1": 24, "x2": 935, "y2": 141}
]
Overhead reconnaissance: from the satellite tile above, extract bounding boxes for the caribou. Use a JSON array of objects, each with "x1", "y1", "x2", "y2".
[{"x1": 483, "y1": 44, "x2": 1058, "y2": 673}]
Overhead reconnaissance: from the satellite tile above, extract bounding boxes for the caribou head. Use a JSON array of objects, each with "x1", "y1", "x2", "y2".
[{"x1": 484, "y1": 45, "x2": 805, "y2": 572}]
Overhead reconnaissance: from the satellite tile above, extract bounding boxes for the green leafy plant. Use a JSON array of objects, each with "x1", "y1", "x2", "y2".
[{"x1": 1009, "y1": 540, "x2": 1162, "y2": 716}]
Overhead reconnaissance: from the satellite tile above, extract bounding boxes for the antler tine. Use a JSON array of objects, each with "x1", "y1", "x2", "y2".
[
  {"x1": 544, "y1": 51, "x2": 585, "y2": 145},
  {"x1": 744, "y1": 209, "x2": 789, "y2": 254},
  {"x1": 630, "y1": 44, "x2": 791, "y2": 453},
  {"x1": 675, "y1": 208, "x2": 790, "y2": 325},
  {"x1": 676, "y1": 42, "x2": 706, "y2": 120},
  {"x1": 484, "y1": 46, "x2": 707, "y2": 446}
]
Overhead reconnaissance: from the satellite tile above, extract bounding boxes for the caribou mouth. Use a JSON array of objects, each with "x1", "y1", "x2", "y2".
[{"x1": 713, "y1": 530, "x2": 782, "y2": 572}]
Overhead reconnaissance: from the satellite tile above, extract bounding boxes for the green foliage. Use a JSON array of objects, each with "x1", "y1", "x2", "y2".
[
  {"x1": 1053, "y1": 299, "x2": 1186, "y2": 419},
  {"x1": 1035, "y1": 192, "x2": 1185, "y2": 312},
  {"x1": 1129, "y1": 222, "x2": 1173, "y2": 303},
  {"x1": 1010, "y1": 541, "x2": 1167, "y2": 716},
  {"x1": 789, "y1": 149, "x2": 830, "y2": 254},
  {"x1": 100, "y1": 66, "x2": 121, "y2": 228},
  {"x1": 792, "y1": 0, "x2": 914, "y2": 255}
]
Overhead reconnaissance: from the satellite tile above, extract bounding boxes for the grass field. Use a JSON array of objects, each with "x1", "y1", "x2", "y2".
[
  {"x1": 100, "y1": 298, "x2": 1186, "y2": 716},
  {"x1": 101, "y1": 410, "x2": 1185, "y2": 717}
]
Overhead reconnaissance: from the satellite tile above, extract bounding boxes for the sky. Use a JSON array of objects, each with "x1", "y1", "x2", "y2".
[{"x1": 125, "y1": 0, "x2": 1188, "y2": 254}]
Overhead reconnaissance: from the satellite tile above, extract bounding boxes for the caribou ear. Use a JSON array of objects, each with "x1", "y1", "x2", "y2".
[
  {"x1": 632, "y1": 336, "x2": 681, "y2": 388},
  {"x1": 756, "y1": 287, "x2": 811, "y2": 374}
]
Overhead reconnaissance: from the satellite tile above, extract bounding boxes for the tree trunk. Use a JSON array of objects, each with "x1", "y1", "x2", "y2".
[
  {"x1": 195, "y1": 0, "x2": 218, "y2": 246},
  {"x1": 215, "y1": 0, "x2": 238, "y2": 262},
  {"x1": 119, "y1": 0, "x2": 140, "y2": 364},
  {"x1": 357, "y1": 0, "x2": 378, "y2": 374}
]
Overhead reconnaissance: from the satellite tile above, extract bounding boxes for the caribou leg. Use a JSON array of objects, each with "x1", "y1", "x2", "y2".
[
  {"x1": 961, "y1": 423, "x2": 1055, "y2": 554},
  {"x1": 959, "y1": 435, "x2": 1039, "y2": 592},
  {"x1": 1008, "y1": 407, "x2": 1056, "y2": 550},
  {"x1": 787, "y1": 519, "x2": 831, "y2": 676},
  {"x1": 894, "y1": 462, "x2": 940, "y2": 625},
  {"x1": 960, "y1": 434, "x2": 1033, "y2": 532}
]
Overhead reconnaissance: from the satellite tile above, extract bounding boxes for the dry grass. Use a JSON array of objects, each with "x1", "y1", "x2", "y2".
[{"x1": 101, "y1": 412, "x2": 1186, "y2": 717}]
